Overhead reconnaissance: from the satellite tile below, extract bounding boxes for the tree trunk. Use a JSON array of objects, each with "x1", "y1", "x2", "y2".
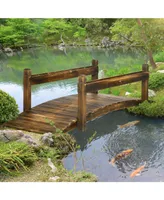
[{"x1": 136, "y1": 18, "x2": 157, "y2": 69}]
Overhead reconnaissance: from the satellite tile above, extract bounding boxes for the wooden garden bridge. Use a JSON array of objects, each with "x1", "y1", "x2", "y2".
[{"x1": 4, "y1": 60, "x2": 149, "y2": 133}]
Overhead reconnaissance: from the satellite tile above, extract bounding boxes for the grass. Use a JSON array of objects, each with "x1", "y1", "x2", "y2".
[{"x1": 0, "y1": 129, "x2": 97, "y2": 182}]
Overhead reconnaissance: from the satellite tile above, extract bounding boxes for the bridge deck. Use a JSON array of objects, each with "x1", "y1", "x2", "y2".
[{"x1": 4, "y1": 93, "x2": 141, "y2": 133}]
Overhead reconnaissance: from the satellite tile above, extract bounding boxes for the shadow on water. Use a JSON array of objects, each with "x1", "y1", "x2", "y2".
[{"x1": 64, "y1": 111, "x2": 164, "y2": 182}]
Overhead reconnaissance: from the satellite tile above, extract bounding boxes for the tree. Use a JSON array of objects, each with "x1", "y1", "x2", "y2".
[
  {"x1": 0, "y1": 18, "x2": 42, "y2": 47},
  {"x1": 110, "y1": 18, "x2": 164, "y2": 69},
  {"x1": 42, "y1": 19, "x2": 86, "y2": 45}
]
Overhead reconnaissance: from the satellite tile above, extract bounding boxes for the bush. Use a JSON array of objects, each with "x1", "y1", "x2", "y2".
[
  {"x1": 0, "y1": 141, "x2": 37, "y2": 175},
  {"x1": 149, "y1": 73, "x2": 164, "y2": 90},
  {"x1": 154, "y1": 51, "x2": 164, "y2": 62},
  {"x1": 127, "y1": 100, "x2": 164, "y2": 117},
  {"x1": 0, "y1": 90, "x2": 19, "y2": 123}
]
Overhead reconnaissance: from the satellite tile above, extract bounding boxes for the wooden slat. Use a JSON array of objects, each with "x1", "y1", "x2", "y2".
[
  {"x1": 4, "y1": 94, "x2": 142, "y2": 133},
  {"x1": 86, "y1": 71, "x2": 149, "y2": 92},
  {"x1": 91, "y1": 59, "x2": 98, "y2": 94},
  {"x1": 30, "y1": 65, "x2": 97, "y2": 85}
]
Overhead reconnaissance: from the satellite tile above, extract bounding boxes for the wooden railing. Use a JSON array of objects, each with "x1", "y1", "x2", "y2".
[
  {"x1": 77, "y1": 64, "x2": 149, "y2": 131},
  {"x1": 23, "y1": 60, "x2": 98, "y2": 112}
]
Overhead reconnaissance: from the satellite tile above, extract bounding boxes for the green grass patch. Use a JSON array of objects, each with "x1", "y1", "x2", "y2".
[{"x1": 0, "y1": 141, "x2": 37, "y2": 176}]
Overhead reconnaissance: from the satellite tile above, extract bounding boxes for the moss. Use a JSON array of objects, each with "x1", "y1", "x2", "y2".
[{"x1": 0, "y1": 90, "x2": 19, "y2": 123}]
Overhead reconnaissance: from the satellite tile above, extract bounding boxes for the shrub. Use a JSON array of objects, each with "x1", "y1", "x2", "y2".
[
  {"x1": 0, "y1": 141, "x2": 37, "y2": 175},
  {"x1": 154, "y1": 51, "x2": 164, "y2": 62},
  {"x1": 149, "y1": 73, "x2": 164, "y2": 90},
  {"x1": 127, "y1": 100, "x2": 164, "y2": 117},
  {"x1": 0, "y1": 90, "x2": 19, "y2": 123}
]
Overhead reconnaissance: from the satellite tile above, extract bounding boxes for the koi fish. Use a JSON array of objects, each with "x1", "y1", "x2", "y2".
[
  {"x1": 130, "y1": 162, "x2": 146, "y2": 178},
  {"x1": 110, "y1": 149, "x2": 133, "y2": 166},
  {"x1": 118, "y1": 120, "x2": 140, "y2": 129}
]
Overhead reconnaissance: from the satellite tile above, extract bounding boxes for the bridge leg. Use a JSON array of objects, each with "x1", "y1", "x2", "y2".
[
  {"x1": 91, "y1": 59, "x2": 98, "y2": 94},
  {"x1": 23, "y1": 69, "x2": 32, "y2": 112},
  {"x1": 141, "y1": 64, "x2": 149, "y2": 101},
  {"x1": 77, "y1": 75, "x2": 86, "y2": 131}
]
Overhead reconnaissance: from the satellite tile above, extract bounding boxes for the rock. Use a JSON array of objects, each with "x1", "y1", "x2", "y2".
[
  {"x1": 125, "y1": 92, "x2": 131, "y2": 96},
  {"x1": 98, "y1": 70, "x2": 105, "y2": 79},
  {"x1": 148, "y1": 89, "x2": 156, "y2": 97},
  {"x1": 48, "y1": 158, "x2": 57, "y2": 173},
  {"x1": 157, "y1": 70, "x2": 164, "y2": 73},
  {"x1": 0, "y1": 130, "x2": 24, "y2": 142},
  {"x1": 17, "y1": 135, "x2": 38, "y2": 147},
  {"x1": 49, "y1": 176, "x2": 60, "y2": 181},
  {"x1": 41, "y1": 132, "x2": 54, "y2": 147}
]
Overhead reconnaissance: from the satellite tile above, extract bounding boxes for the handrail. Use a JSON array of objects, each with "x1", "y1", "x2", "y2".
[
  {"x1": 23, "y1": 59, "x2": 98, "y2": 112},
  {"x1": 77, "y1": 64, "x2": 149, "y2": 131}
]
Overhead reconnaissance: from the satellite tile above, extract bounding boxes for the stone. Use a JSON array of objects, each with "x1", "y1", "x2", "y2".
[
  {"x1": 157, "y1": 70, "x2": 164, "y2": 73},
  {"x1": 148, "y1": 89, "x2": 156, "y2": 97},
  {"x1": 98, "y1": 70, "x2": 105, "y2": 79},
  {"x1": 125, "y1": 92, "x2": 131, "y2": 96},
  {"x1": 48, "y1": 158, "x2": 57, "y2": 173},
  {"x1": 17, "y1": 135, "x2": 38, "y2": 147},
  {"x1": 0, "y1": 130, "x2": 24, "y2": 142},
  {"x1": 49, "y1": 176, "x2": 60, "y2": 181},
  {"x1": 41, "y1": 132, "x2": 54, "y2": 147}
]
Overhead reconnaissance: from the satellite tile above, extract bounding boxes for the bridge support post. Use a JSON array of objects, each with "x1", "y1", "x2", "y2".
[
  {"x1": 141, "y1": 64, "x2": 149, "y2": 101},
  {"x1": 91, "y1": 59, "x2": 98, "y2": 94},
  {"x1": 23, "y1": 69, "x2": 32, "y2": 112},
  {"x1": 77, "y1": 75, "x2": 86, "y2": 131}
]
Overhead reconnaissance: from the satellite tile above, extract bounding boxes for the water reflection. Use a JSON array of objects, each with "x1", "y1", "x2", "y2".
[{"x1": 64, "y1": 111, "x2": 164, "y2": 182}]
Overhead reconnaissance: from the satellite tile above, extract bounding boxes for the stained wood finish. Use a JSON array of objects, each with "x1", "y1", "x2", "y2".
[
  {"x1": 141, "y1": 64, "x2": 149, "y2": 101},
  {"x1": 23, "y1": 69, "x2": 32, "y2": 111},
  {"x1": 4, "y1": 94, "x2": 141, "y2": 134},
  {"x1": 77, "y1": 75, "x2": 87, "y2": 131},
  {"x1": 86, "y1": 71, "x2": 149, "y2": 93},
  {"x1": 91, "y1": 60, "x2": 98, "y2": 94},
  {"x1": 30, "y1": 64, "x2": 98, "y2": 85}
]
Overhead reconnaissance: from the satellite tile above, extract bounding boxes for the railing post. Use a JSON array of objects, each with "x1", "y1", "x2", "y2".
[
  {"x1": 141, "y1": 64, "x2": 149, "y2": 101},
  {"x1": 23, "y1": 68, "x2": 32, "y2": 112},
  {"x1": 91, "y1": 59, "x2": 98, "y2": 94},
  {"x1": 77, "y1": 75, "x2": 86, "y2": 131}
]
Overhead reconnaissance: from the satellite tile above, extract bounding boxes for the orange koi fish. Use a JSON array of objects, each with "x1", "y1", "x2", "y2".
[
  {"x1": 119, "y1": 120, "x2": 140, "y2": 129},
  {"x1": 130, "y1": 162, "x2": 146, "y2": 178},
  {"x1": 110, "y1": 149, "x2": 133, "y2": 166}
]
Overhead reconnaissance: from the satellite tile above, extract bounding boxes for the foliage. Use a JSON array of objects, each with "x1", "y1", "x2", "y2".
[
  {"x1": 154, "y1": 51, "x2": 164, "y2": 62},
  {"x1": 110, "y1": 19, "x2": 164, "y2": 52},
  {"x1": 0, "y1": 141, "x2": 37, "y2": 175},
  {"x1": 0, "y1": 19, "x2": 42, "y2": 47},
  {"x1": 127, "y1": 90, "x2": 164, "y2": 117},
  {"x1": 0, "y1": 18, "x2": 117, "y2": 48},
  {"x1": 0, "y1": 90, "x2": 19, "y2": 123},
  {"x1": 149, "y1": 73, "x2": 164, "y2": 90}
]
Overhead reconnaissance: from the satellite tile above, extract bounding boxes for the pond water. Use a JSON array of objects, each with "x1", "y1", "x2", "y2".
[{"x1": 1, "y1": 46, "x2": 163, "y2": 182}]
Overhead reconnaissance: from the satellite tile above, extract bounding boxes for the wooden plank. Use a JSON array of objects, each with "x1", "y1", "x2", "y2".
[
  {"x1": 141, "y1": 64, "x2": 149, "y2": 101},
  {"x1": 30, "y1": 65, "x2": 97, "y2": 85},
  {"x1": 77, "y1": 75, "x2": 87, "y2": 131},
  {"x1": 86, "y1": 71, "x2": 149, "y2": 93},
  {"x1": 91, "y1": 60, "x2": 98, "y2": 94},
  {"x1": 23, "y1": 69, "x2": 32, "y2": 111},
  {"x1": 86, "y1": 99, "x2": 142, "y2": 121}
]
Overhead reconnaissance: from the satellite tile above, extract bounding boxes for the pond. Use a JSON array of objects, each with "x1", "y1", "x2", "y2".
[{"x1": 1, "y1": 46, "x2": 163, "y2": 182}]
